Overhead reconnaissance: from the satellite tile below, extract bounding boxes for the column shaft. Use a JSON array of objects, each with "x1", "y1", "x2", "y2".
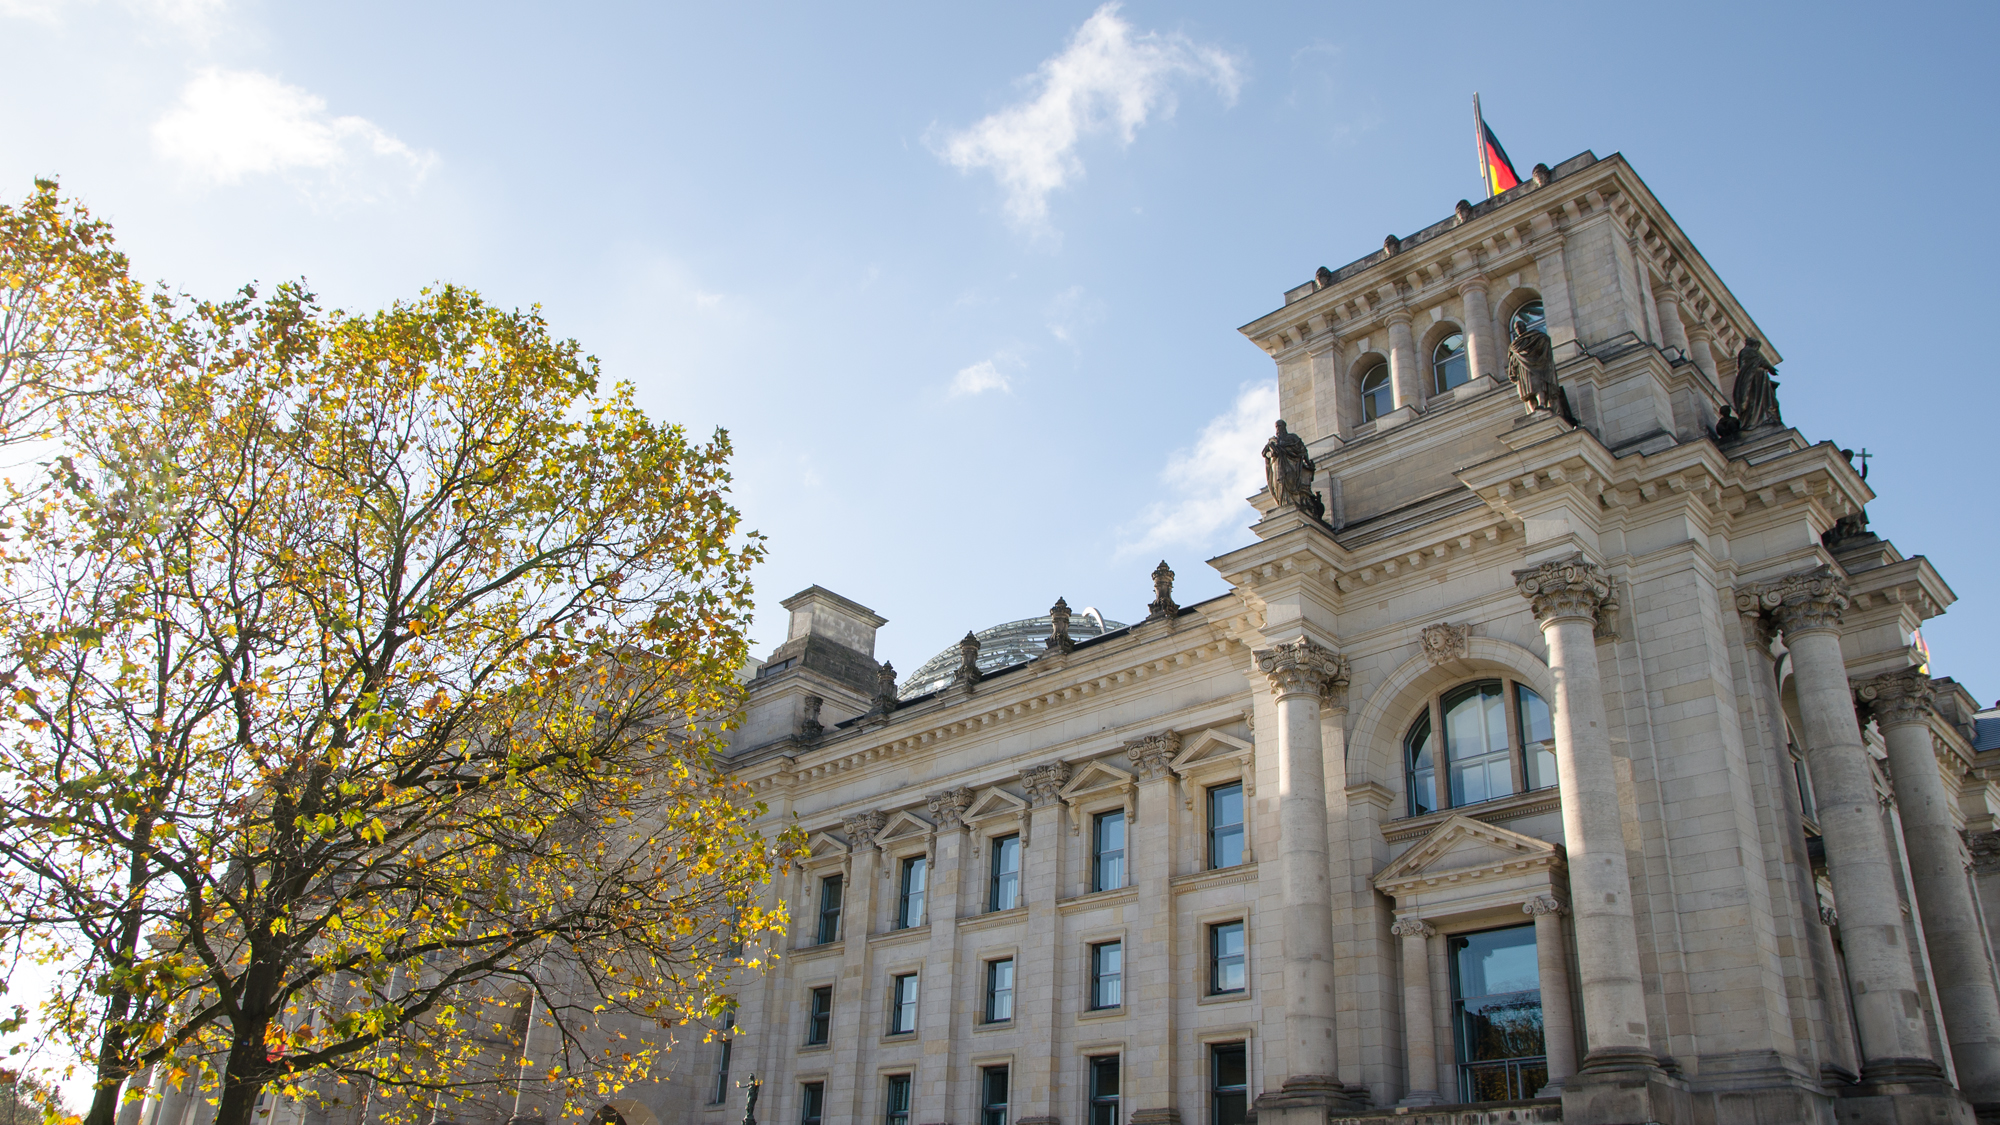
[
  {"x1": 918, "y1": 797, "x2": 969, "y2": 1123},
  {"x1": 1018, "y1": 766, "x2": 1069, "y2": 1125},
  {"x1": 1460, "y1": 279, "x2": 1496, "y2": 383},
  {"x1": 1393, "y1": 920, "x2": 1441, "y2": 1105},
  {"x1": 1654, "y1": 291, "x2": 1691, "y2": 361},
  {"x1": 1386, "y1": 313, "x2": 1422, "y2": 410},
  {"x1": 1128, "y1": 736, "x2": 1181, "y2": 1125},
  {"x1": 1529, "y1": 899, "x2": 1579, "y2": 1091}
]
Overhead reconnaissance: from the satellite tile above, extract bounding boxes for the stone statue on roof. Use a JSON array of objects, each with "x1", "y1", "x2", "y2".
[
  {"x1": 1262, "y1": 420, "x2": 1325, "y2": 523},
  {"x1": 1731, "y1": 337, "x2": 1782, "y2": 430},
  {"x1": 1506, "y1": 327, "x2": 1563, "y2": 416}
]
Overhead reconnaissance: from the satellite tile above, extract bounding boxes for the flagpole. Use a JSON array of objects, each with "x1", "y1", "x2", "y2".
[{"x1": 1473, "y1": 92, "x2": 1491, "y2": 200}]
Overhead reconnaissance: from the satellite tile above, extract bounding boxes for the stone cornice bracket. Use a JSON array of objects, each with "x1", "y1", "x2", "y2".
[
  {"x1": 1020, "y1": 761, "x2": 1072, "y2": 807},
  {"x1": 1420, "y1": 622, "x2": 1471, "y2": 666},
  {"x1": 927, "y1": 787, "x2": 974, "y2": 830},
  {"x1": 1254, "y1": 637, "x2": 1349, "y2": 701},
  {"x1": 1523, "y1": 895, "x2": 1568, "y2": 917},
  {"x1": 1125, "y1": 731, "x2": 1183, "y2": 781},
  {"x1": 842, "y1": 810, "x2": 886, "y2": 853},
  {"x1": 1513, "y1": 554, "x2": 1617, "y2": 634},
  {"x1": 1389, "y1": 916, "x2": 1434, "y2": 938},
  {"x1": 1738, "y1": 566, "x2": 1848, "y2": 638},
  {"x1": 1855, "y1": 669, "x2": 1936, "y2": 729}
]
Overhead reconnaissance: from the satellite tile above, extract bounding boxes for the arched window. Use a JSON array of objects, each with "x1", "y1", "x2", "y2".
[
  {"x1": 1360, "y1": 362, "x2": 1393, "y2": 422},
  {"x1": 1404, "y1": 679, "x2": 1557, "y2": 817},
  {"x1": 1508, "y1": 300, "x2": 1546, "y2": 340},
  {"x1": 1431, "y1": 333, "x2": 1469, "y2": 395}
]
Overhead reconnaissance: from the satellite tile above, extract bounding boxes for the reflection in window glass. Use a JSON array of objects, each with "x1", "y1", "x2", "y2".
[
  {"x1": 884, "y1": 1075, "x2": 912, "y2": 1125},
  {"x1": 898, "y1": 856, "x2": 927, "y2": 929},
  {"x1": 985, "y1": 959, "x2": 1014, "y2": 1022},
  {"x1": 1444, "y1": 682, "x2": 1513, "y2": 807},
  {"x1": 800, "y1": 1083, "x2": 824, "y2": 1125},
  {"x1": 817, "y1": 875, "x2": 843, "y2": 945},
  {"x1": 990, "y1": 835, "x2": 1021, "y2": 911},
  {"x1": 1093, "y1": 811, "x2": 1126, "y2": 892},
  {"x1": 1211, "y1": 1044, "x2": 1246, "y2": 1125},
  {"x1": 1450, "y1": 925, "x2": 1546, "y2": 1102},
  {"x1": 1210, "y1": 922, "x2": 1246, "y2": 994},
  {"x1": 1208, "y1": 783, "x2": 1244, "y2": 869},
  {"x1": 1432, "y1": 333, "x2": 1469, "y2": 394},
  {"x1": 1508, "y1": 300, "x2": 1546, "y2": 340},
  {"x1": 1516, "y1": 684, "x2": 1557, "y2": 791},
  {"x1": 980, "y1": 1066, "x2": 1009, "y2": 1125},
  {"x1": 1360, "y1": 363, "x2": 1393, "y2": 422},
  {"x1": 1089, "y1": 1056, "x2": 1120, "y2": 1125},
  {"x1": 1407, "y1": 712, "x2": 1436, "y2": 817},
  {"x1": 1091, "y1": 941, "x2": 1123, "y2": 1010}
]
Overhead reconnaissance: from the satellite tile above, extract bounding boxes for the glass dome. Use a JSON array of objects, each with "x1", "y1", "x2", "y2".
[{"x1": 898, "y1": 607, "x2": 1127, "y2": 700}]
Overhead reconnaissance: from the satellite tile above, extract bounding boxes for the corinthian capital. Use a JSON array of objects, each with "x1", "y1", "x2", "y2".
[
  {"x1": 927, "y1": 787, "x2": 974, "y2": 829},
  {"x1": 1254, "y1": 637, "x2": 1348, "y2": 699},
  {"x1": 1855, "y1": 669, "x2": 1936, "y2": 729},
  {"x1": 1390, "y1": 917, "x2": 1434, "y2": 938},
  {"x1": 1513, "y1": 554, "x2": 1612, "y2": 626},
  {"x1": 1020, "y1": 761, "x2": 1072, "y2": 806},
  {"x1": 1125, "y1": 731, "x2": 1182, "y2": 781},
  {"x1": 1738, "y1": 566, "x2": 1848, "y2": 637},
  {"x1": 842, "y1": 810, "x2": 886, "y2": 851},
  {"x1": 1523, "y1": 895, "x2": 1568, "y2": 917}
]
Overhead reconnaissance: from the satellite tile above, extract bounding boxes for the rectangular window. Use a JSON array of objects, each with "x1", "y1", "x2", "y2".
[
  {"x1": 1516, "y1": 683, "x2": 1557, "y2": 792},
  {"x1": 800, "y1": 1082, "x2": 825, "y2": 1125},
  {"x1": 1450, "y1": 923, "x2": 1546, "y2": 1102},
  {"x1": 709, "y1": 1039, "x2": 731, "y2": 1105},
  {"x1": 1090, "y1": 940, "x2": 1123, "y2": 1010},
  {"x1": 985, "y1": 958, "x2": 1014, "y2": 1022},
  {"x1": 898, "y1": 856, "x2": 928, "y2": 929},
  {"x1": 1092, "y1": 810, "x2": 1126, "y2": 892},
  {"x1": 817, "y1": 874, "x2": 844, "y2": 945},
  {"x1": 889, "y1": 973, "x2": 919, "y2": 1035},
  {"x1": 989, "y1": 834, "x2": 1021, "y2": 911},
  {"x1": 1210, "y1": 1043, "x2": 1246, "y2": 1125},
  {"x1": 1088, "y1": 1055, "x2": 1120, "y2": 1125},
  {"x1": 1208, "y1": 783, "x2": 1244, "y2": 869},
  {"x1": 980, "y1": 1065, "x2": 1009, "y2": 1125},
  {"x1": 884, "y1": 1074, "x2": 912, "y2": 1125},
  {"x1": 1209, "y1": 921, "x2": 1246, "y2": 994},
  {"x1": 806, "y1": 986, "x2": 832, "y2": 1046}
]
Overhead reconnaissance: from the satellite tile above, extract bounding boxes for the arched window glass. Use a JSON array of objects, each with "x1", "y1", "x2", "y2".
[
  {"x1": 1406, "y1": 711, "x2": 1436, "y2": 816},
  {"x1": 1360, "y1": 362, "x2": 1393, "y2": 422},
  {"x1": 1508, "y1": 300, "x2": 1546, "y2": 340},
  {"x1": 1403, "y1": 678, "x2": 1556, "y2": 817},
  {"x1": 1432, "y1": 333, "x2": 1469, "y2": 395}
]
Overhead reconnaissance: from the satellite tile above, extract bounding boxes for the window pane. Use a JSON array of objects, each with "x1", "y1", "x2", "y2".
[
  {"x1": 1361, "y1": 363, "x2": 1393, "y2": 423},
  {"x1": 1211, "y1": 922, "x2": 1246, "y2": 993},
  {"x1": 818, "y1": 875, "x2": 843, "y2": 944},
  {"x1": 892, "y1": 974, "x2": 919, "y2": 1034},
  {"x1": 991, "y1": 836, "x2": 1021, "y2": 911},
  {"x1": 885, "y1": 1075, "x2": 911, "y2": 1125},
  {"x1": 1211, "y1": 1044, "x2": 1247, "y2": 1125},
  {"x1": 801, "y1": 1083, "x2": 824, "y2": 1125},
  {"x1": 1093, "y1": 942, "x2": 1123, "y2": 1008},
  {"x1": 1406, "y1": 712, "x2": 1436, "y2": 816},
  {"x1": 1451, "y1": 924, "x2": 1545, "y2": 1102},
  {"x1": 1209, "y1": 783, "x2": 1244, "y2": 869},
  {"x1": 1516, "y1": 684, "x2": 1557, "y2": 791},
  {"x1": 1509, "y1": 300, "x2": 1546, "y2": 340},
  {"x1": 987, "y1": 959, "x2": 1014, "y2": 1022},
  {"x1": 1444, "y1": 682, "x2": 1513, "y2": 807},
  {"x1": 1432, "y1": 333, "x2": 1469, "y2": 394},
  {"x1": 900, "y1": 857, "x2": 927, "y2": 929},
  {"x1": 981, "y1": 1067, "x2": 1009, "y2": 1125},
  {"x1": 1090, "y1": 1056, "x2": 1120, "y2": 1125},
  {"x1": 807, "y1": 986, "x2": 831, "y2": 1045},
  {"x1": 1094, "y1": 811, "x2": 1126, "y2": 891}
]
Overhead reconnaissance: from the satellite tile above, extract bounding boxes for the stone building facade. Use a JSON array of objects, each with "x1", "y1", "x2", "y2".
[{"x1": 664, "y1": 150, "x2": 2000, "y2": 1125}]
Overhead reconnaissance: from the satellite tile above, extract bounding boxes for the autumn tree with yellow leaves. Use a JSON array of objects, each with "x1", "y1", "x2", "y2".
[{"x1": 0, "y1": 182, "x2": 800, "y2": 1125}]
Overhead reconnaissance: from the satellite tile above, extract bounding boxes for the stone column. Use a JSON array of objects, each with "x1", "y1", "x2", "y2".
[
  {"x1": 1253, "y1": 638, "x2": 1357, "y2": 1110},
  {"x1": 1018, "y1": 762, "x2": 1070, "y2": 1125},
  {"x1": 1459, "y1": 276, "x2": 1497, "y2": 384},
  {"x1": 1128, "y1": 733, "x2": 1184, "y2": 1125},
  {"x1": 1529, "y1": 239, "x2": 1579, "y2": 359},
  {"x1": 1386, "y1": 310, "x2": 1422, "y2": 411},
  {"x1": 1513, "y1": 556, "x2": 1683, "y2": 1121},
  {"x1": 920, "y1": 789, "x2": 973, "y2": 1123},
  {"x1": 1744, "y1": 571, "x2": 1946, "y2": 1091},
  {"x1": 1859, "y1": 670, "x2": 2000, "y2": 1108},
  {"x1": 1391, "y1": 917, "x2": 1442, "y2": 1106},
  {"x1": 833, "y1": 810, "x2": 885, "y2": 1125},
  {"x1": 1684, "y1": 324, "x2": 1720, "y2": 390},
  {"x1": 1526, "y1": 895, "x2": 1579, "y2": 1093},
  {"x1": 1653, "y1": 290, "x2": 1692, "y2": 363}
]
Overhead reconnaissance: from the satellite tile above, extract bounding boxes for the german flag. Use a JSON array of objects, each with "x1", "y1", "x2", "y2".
[{"x1": 1474, "y1": 94, "x2": 1522, "y2": 198}]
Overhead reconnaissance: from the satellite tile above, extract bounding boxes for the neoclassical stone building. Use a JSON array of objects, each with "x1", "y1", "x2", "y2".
[{"x1": 654, "y1": 150, "x2": 2000, "y2": 1125}]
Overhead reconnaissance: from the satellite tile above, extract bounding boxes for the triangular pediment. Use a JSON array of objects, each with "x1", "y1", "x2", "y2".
[
  {"x1": 1374, "y1": 814, "x2": 1563, "y2": 894},
  {"x1": 1172, "y1": 729, "x2": 1253, "y2": 772},
  {"x1": 876, "y1": 808, "x2": 933, "y2": 843},
  {"x1": 805, "y1": 830, "x2": 848, "y2": 859},
  {"x1": 963, "y1": 786, "x2": 1028, "y2": 825},
  {"x1": 1058, "y1": 758, "x2": 1136, "y2": 802}
]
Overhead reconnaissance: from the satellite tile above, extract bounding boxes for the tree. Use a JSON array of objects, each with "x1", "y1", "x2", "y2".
[
  {"x1": 0, "y1": 245, "x2": 798, "y2": 1125},
  {"x1": 0, "y1": 1068, "x2": 68, "y2": 1125}
]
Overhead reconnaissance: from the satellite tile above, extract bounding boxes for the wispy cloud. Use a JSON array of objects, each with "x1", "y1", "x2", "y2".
[
  {"x1": 152, "y1": 68, "x2": 435, "y2": 198},
  {"x1": 937, "y1": 2, "x2": 1239, "y2": 234},
  {"x1": 1, "y1": 0, "x2": 222, "y2": 29},
  {"x1": 949, "y1": 359, "x2": 1012, "y2": 397},
  {"x1": 1117, "y1": 381, "x2": 1275, "y2": 557}
]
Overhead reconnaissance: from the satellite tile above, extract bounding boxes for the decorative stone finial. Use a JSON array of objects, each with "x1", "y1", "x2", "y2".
[
  {"x1": 1021, "y1": 761, "x2": 1072, "y2": 806},
  {"x1": 1390, "y1": 917, "x2": 1434, "y2": 938},
  {"x1": 953, "y1": 631, "x2": 982, "y2": 689},
  {"x1": 1737, "y1": 567, "x2": 1847, "y2": 637},
  {"x1": 1254, "y1": 637, "x2": 1348, "y2": 699},
  {"x1": 1383, "y1": 233, "x2": 1402, "y2": 255},
  {"x1": 1262, "y1": 421, "x2": 1327, "y2": 523},
  {"x1": 799, "y1": 694, "x2": 824, "y2": 741},
  {"x1": 1045, "y1": 598, "x2": 1074, "y2": 656},
  {"x1": 1530, "y1": 162, "x2": 1552, "y2": 187},
  {"x1": 1513, "y1": 554, "x2": 1615, "y2": 632},
  {"x1": 1523, "y1": 895, "x2": 1567, "y2": 917},
  {"x1": 1125, "y1": 731, "x2": 1182, "y2": 780},
  {"x1": 1856, "y1": 669, "x2": 1936, "y2": 729},
  {"x1": 871, "y1": 661, "x2": 898, "y2": 716},
  {"x1": 1419, "y1": 622, "x2": 1471, "y2": 666},
  {"x1": 1147, "y1": 561, "x2": 1179, "y2": 621},
  {"x1": 1314, "y1": 265, "x2": 1334, "y2": 290},
  {"x1": 927, "y1": 787, "x2": 974, "y2": 829},
  {"x1": 842, "y1": 810, "x2": 886, "y2": 851},
  {"x1": 1454, "y1": 199, "x2": 1474, "y2": 224}
]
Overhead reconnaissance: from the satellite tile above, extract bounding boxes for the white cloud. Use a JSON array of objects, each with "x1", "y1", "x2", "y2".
[
  {"x1": 1118, "y1": 381, "x2": 1275, "y2": 557},
  {"x1": 1, "y1": 0, "x2": 221, "y2": 26},
  {"x1": 937, "y1": 2, "x2": 1239, "y2": 233},
  {"x1": 949, "y1": 359, "x2": 1012, "y2": 397},
  {"x1": 152, "y1": 68, "x2": 435, "y2": 197}
]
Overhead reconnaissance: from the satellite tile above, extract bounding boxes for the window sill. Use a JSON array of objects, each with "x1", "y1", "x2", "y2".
[
  {"x1": 869, "y1": 924, "x2": 930, "y2": 946},
  {"x1": 798, "y1": 1043, "x2": 831, "y2": 1054},
  {"x1": 1382, "y1": 787, "x2": 1562, "y2": 844},
  {"x1": 1171, "y1": 862, "x2": 1257, "y2": 894},
  {"x1": 879, "y1": 1031, "x2": 920, "y2": 1046},
  {"x1": 790, "y1": 940, "x2": 844, "y2": 959},
  {"x1": 1078, "y1": 1006, "x2": 1125, "y2": 1022},
  {"x1": 958, "y1": 905, "x2": 1028, "y2": 932},
  {"x1": 1198, "y1": 990, "x2": 1250, "y2": 1007},
  {"x1": 973, "y1": 1018, "x2": 1013, "y2": 1034},
  {"x1": 1058, "y1": 885, "x2": 1138, "y2": 913}
]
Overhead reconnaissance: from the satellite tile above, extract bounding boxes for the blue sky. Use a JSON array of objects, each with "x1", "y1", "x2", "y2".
[{"x1": 3, "y1": 0, "x2": 1997, "y2": 707}]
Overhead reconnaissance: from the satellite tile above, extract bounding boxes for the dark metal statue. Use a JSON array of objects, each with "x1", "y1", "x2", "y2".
[
  {"x1": 1506, "y1": 328, "x2": 1563, "y2": 415},
  {"x1": 1147, "y1": 560, "x2": 1179, "y2": 621},
  {"x1": 1731, "y1": 338, "x2": 1782, "y2": 430},
  {"x1": 1261, "y1": 421, "x2": 1325, "y2": 522},
  {"x1": 737, "y1": 1074, "x2": 760, "y2": 1125}
]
